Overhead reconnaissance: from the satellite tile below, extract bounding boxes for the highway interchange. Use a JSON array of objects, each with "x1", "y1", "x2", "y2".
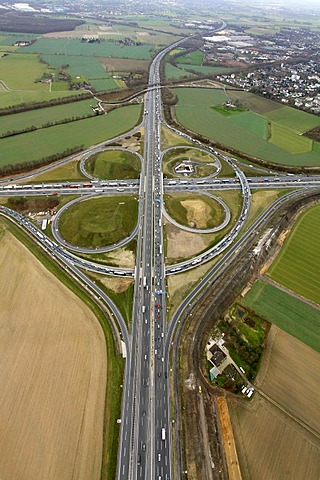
[{"x1": 1, "y1": 22, "x2": 320, "y2": 480}]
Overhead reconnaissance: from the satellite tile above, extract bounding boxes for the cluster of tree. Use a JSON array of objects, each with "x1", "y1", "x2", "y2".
[
  {"x1": 163, "y1": 102, "x2": 320, "y2": 174},
  {"x1": 0, "y1": 114, "x2": 93, "y2": 139},
  {"x1": 0, "y1": 93, "x2": 92, "y2": 117},
  {"x1": 0, "y1": 145, "x2": 84, "y2": 178},
  {"x1": 161, "y1": 87, "x2": 177, "y2": 106},
  {"x1": 7, "y1": 196, "x2": 59, "y2": 213}
]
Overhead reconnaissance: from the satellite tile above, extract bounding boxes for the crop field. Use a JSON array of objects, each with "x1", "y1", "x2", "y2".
[
  {"x1": 0, "y1": 53, "x2": 51, "y2": 90},
  {"x1": 0, "y1": 229, "x2": 106, "y2": 480},
  {"x1": 174, "y1": 88, "x2": 320, "y2": 166},
  {"x1": 229, "y1": 388, "x2": 320, "y2": 480},
  {"x1": 0, "y1": 104, "x2": 141, "y2": 167},
  {"x1": 265, "y1": 105, "x2": 320, "y2": 133},
  {"x1": 0, "y1": 90, "x2": 83, "y2": 109},
  {"x1": 0, "y1": 99, "x2": 95, "y2": 135},
  {"x1": 22, "y1": 38, "x2": 154, "y2": 60},
  {"x1": 177, "y1": 64, "x2": 234, "y2": 76},
  {"x1": 229, "y1": 111, "x2": 269, "y2": 139},
  {"x1": 164, "y1": 193, "x2": 225, "y2": 229},
  {"x1": 59, "y1": 195, "x2": 138, "y2": 248},
  {"x1": 98, "y1": 56, "x2": 150, "y2": 72},
  {"x1": 256, "y1": 326, "x2": 320, "y2": 433},
  {"x1": 165, "y1": 63, "x2": 193, "y2": 80},
  {"x1": 86, "y1": 149, "x2": 141, "y2": 179},
  {"x1": 228, "y1": 90, "x2": 285, "y2": 115},
  {"x1": 270, "y1": 123, "x2": 313, "y2": 153},
  {"x1": 241, "y1": 280, "x2": 320, "y2": 352},
  {"x1": 268, "y1": 204, "x2": 320, "y2": 305},
  {"x1": 41, "y1": 54, "x2": 119, "y2": 91}
]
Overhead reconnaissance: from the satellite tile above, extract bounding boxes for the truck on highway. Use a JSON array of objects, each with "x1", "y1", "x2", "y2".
[
  {"x1": 143, "y1": 276, "x2": 147, "y2": 287},
  {"x1": 161, "y1": 428, "x2": 166, "y2": 441},
  {"x1": 142, "y1": 305, "x2": 146, "y2": 313},
  {"x1": 159, "y1": 244, "x2": 162, "y2": 254}
]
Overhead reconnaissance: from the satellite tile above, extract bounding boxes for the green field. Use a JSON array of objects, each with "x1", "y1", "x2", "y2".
[
  {"x1": 86, "y1": 150, "x2": 141, "y2": 179},
  {"x1": 265, "y1": 106, "x2": 320, "y2": 134},
  {"x1": 241, "y1": 280, "x2": 320, "y2": 353},
  {"x1": 0, "y1": 104, "x2": 141, "y2": 167},
  {"x1": 41, "y1": 54, "x2": 119, "y2": 92},
  {"x1": 165, "y1": 63, "x2": 193, "y2": 80},
  {"x1": 268, "y1": 204, "x2": 320, "y2": 305},
  {"x1": 22, "y1": 38, "x2": 154, "y2": 60},
  {"x1": 177, "y1": 64, "x2": 234, "y2": 76},
  {"x1": 0, "y1": 90, "x2": 84, "y2": 109},
  {"x1": 174, "y1": 88, "x2": 320, "y2": 166},
  {"x1": 58, "y1": 195, "x2": 138, "y2": 248},
  {"x1": 176, "y1": 50, "x2": 204, "y2": 65},
  {"x1": 0, "y1": 53, "x2": 51, "y2": 90},
  {"x1": 0, "y1": 99, "x2": 95, "y2": 136},
  {"x1": 270, "y1": 123, "x2": 313, "y2": 154},
  {"x1": 164, "y1": 193, "x2": 225, "y2": 229}
]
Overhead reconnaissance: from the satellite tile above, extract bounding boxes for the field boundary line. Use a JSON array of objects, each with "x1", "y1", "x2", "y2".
[
  {"x1": 255, "y1": 387, "x2": 320, "y2": 440},
  {"x1": 258, "y1": 274, "x2": 320, "y2": 310}
]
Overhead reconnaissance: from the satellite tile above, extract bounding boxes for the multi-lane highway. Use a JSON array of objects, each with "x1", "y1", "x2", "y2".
[{"x1": 1, "y1": 18, "x2": 320, "y2": 480}]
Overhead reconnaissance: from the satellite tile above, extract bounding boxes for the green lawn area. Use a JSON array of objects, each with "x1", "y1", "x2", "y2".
[
  {"x1": 0, "y1": 104, "x2": 141, "y2": 167},
  {"x1": 265, "y1": 106, "x2": 320, "y2": 134},
  {"x1": 241, "y1": 280, "x2": 320, "y2": 353},
  {"x1": 267, "y1": 204, "x2": 320, "y2": 305},
  {"x1": 174, "y1": 88, "x2": 320, "y2": 167},
  {"x1": 0, "y1": 99, "x2": 95, "y2": 135},
  {"x1": 22, "y1": 38, "x2": 154, "y2": 60},
  {"x1": 0, "y1": 53, "x2": 51, "y2": 90},
  {"x1": 58, "y1": 195, "x2": 138, "y2": 248},
  {"x1": 86, "y1": 149, "x2": 141, "y2": 179},
  {"x1": 270, "y1": 123, "x2": 313, "y2": 154}
]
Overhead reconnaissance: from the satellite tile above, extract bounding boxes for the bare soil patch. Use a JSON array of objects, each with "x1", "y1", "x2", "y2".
[
  {"x1": 181, "y1": 198, "x2": 211, "y2": 228},
  {"x1": 99, "y1": 276, "x2": 133, "y2": 294},
  {"x1": 105, "y1": 247, "x2": 135, "y2": 268},
  {"x1": 98, "y1": 57, "x2": 150, "y2": 73},
  {"x1": 165, "y1": 221, "x2": 208, "y2": 260},
  {"x1": 0, "y1": 230, "x2": 106, "y2": 480}
]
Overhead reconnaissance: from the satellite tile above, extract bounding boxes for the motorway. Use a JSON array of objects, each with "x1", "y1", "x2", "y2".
[{"x1": 1, "y1": 18, "x2": 320, "y2": 480}]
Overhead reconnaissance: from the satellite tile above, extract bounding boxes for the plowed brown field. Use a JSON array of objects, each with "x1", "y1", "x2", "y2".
[{"x1": 0, "y1": 230, "x2": 106, "y2": 480}]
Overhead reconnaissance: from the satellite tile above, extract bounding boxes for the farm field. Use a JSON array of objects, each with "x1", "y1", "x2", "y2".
[
  {"x1": 22, "y1": 38, "x2": 155, "y2": 60},
  {"x1": 0, "y1": 228, "x2": 106, "y2": 480},
  {"x1": 86, "y1": 149, "x2": 141, "y2": 179},
  {"x1": 267, "y1": 204, "x2": 320, "y2": 305},
  {"x1": 0, "y1": 90, "x2": 83, "y2": 109},
  {"x1": 256, "y1": 326, "x2": 320, "y2": 433},
  {"x1": 41, "y1": 54, "x2": 119, "y2": 91},
  {"x1": 164, "y1": 193, "x2": 225, "y2": 229},
  {"x1": 0, "y1": 99, "x2": 95, "y2": 136},
  {"x1": 58, "y1": 195, "x2": 138, "y2": 248},
  {"x1": 265, "y1": 105, "x2": 320, "y2": 133},
  {"x1": 174, "y1": 88, "x2": 320, "y2": 166},
  {"x1": 0, "y1": 104, "x2": 141, "y2": 167},
  {"x1": 0, "y1": 53, "x2": 50, "y2": 90},
  {"x1": 270, "y1": 122, "x2": 312, "y2": 153},
  {"x1": 228, "y1": 381, "x2": 320, "y2": 480},
  {"x1": 176, "y1": 64, "x2": 234, "y2": 76},
  {"x1": 241, "y1": 280, "x2": 320, "y2": 352},
  {"x1": 176, "y1": 50, "x2": 204, "y2": 65},
  {"x1": 165, "y1": 63, "x2": 193, "y2": 80}
]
